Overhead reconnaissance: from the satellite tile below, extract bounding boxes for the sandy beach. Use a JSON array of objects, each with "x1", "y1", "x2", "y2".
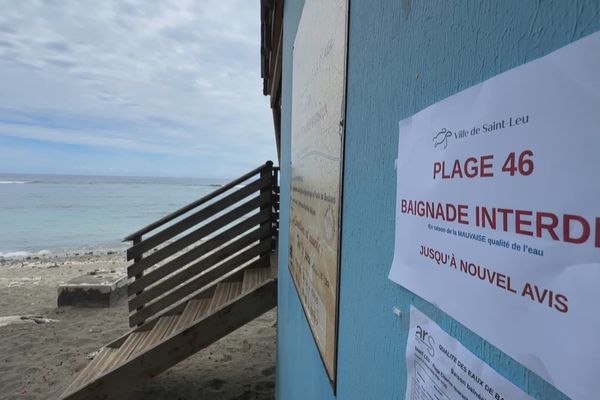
[{"x1": 0, "y1": 251, "x2": 276, "y2": 400}]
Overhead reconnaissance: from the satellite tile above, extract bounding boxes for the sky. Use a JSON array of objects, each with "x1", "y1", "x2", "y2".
[{"x1": 0, "y1": 0, "x2": 275, "y2": 179}]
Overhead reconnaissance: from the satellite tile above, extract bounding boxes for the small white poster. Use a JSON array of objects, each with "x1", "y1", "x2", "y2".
[
  {"x1": 406, "y1": 306, "x2": 532, "y2": 400},
  {"x1": 390, "y1": 31, "x2": 600, "y2": 400}
]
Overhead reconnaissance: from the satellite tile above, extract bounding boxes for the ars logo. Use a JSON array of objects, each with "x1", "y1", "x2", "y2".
[{"x1": 415, "y1": 325, "x2": 436, "y2": 357}]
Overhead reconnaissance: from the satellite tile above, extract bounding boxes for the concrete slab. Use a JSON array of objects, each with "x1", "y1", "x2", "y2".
[{"x1": 57, "y1": 271, "x2": 128, "y2": 307}]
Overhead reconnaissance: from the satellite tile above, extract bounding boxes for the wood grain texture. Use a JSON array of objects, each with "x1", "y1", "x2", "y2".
[
  {"x1": 128, "y1": 238, "x2": 272, "y2": 327},
  {"x1": 128, "y1": 208, "x2": 271, "y2": 282},
  {"x1": 128, "y1": 222, "x2": 272, "y2": 308}
]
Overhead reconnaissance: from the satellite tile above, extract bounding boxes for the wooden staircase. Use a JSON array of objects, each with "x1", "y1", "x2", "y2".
[{"x1": 60, "y1": 162, "x2": 279, "y2": 400}]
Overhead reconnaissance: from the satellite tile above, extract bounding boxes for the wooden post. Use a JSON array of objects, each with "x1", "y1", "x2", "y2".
[
  {"x1": 132, "y1": 235, "x2": 144, "y2": 327},
  {"x1": 259, "y1": 162, "x2": 274, "y2": 260},
  {"x1": 271, "y1": 167, "x2": 279, "y2": 251}
]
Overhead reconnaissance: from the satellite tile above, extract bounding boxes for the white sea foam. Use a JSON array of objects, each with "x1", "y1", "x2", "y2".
[
  {"x1": 0, "y1": 250, "x2": 51, "y2": 259},
  {"x1": 0, "y1": 180, "x2": 30, "y2": 184}
]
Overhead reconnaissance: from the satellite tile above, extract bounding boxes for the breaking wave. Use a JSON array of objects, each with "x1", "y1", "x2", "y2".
[
  {"x1": 0, "y1": 250, "x2": 51, "y2": 259},
  {"x1": 0, "y1": 180, "x2": 31, "y2": 184}
]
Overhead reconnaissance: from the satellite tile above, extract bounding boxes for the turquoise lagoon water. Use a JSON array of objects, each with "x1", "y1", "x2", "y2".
[{"x1": 0, "y1": 174, "x2": 224, "y2": 257}]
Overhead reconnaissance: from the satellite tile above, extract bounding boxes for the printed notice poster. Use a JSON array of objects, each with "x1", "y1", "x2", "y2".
[
  {"x1": 289, "y1": 0, "x2": 348, "y2": 381},
  {"x1": 406, "y1": 306, "x2": 532, "y2": 400},
  {"x1": 389, "y1": 32, "x2": 600, "y2": 400}
]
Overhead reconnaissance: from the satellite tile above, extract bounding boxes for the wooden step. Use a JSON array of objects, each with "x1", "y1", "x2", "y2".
[
  {"x1": 64, "y1": 347, "x2": 121, "y2": 396},
  {"x1": 96, "y1": 348, "x2": 121, "y2": 377},
  {"x1": 242, "y1": 267, "x2": 273, "y2": 292},
  {"x1": 132, "y1": 315, "x2": 180, "y2": 357},
  {"x1": 63, "y1": 347, "x2": 113, "y2": 395},
  {"x1": 175, "y1": 299, "x2": 211, "y2": 331},
  {"x1": 102, "y1": 331, "x2": 150, "y2": 373},
  {"x1": 208, "y1": 282, "x2": 243, "y2": 313}
]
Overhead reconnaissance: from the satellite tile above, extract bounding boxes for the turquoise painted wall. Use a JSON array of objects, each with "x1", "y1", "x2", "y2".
[{"x1": 277, "y1": 1, "x2": 600, "y2": 399}]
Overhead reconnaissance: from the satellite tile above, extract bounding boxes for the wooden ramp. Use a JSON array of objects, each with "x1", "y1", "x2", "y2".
[{"x1": 60, "y1": 162, "x2": 280, "y2": 400}]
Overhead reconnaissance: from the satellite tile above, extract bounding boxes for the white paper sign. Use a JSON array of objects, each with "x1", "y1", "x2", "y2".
[
  {"x1": 390, "y1": 32, "x2": 600, "y2": 400},
  {"x1": 406, "y1": 306, "x2": 532, "y2": 400}
]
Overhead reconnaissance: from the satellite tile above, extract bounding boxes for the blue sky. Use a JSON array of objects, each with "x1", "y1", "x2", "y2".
[{"x1": 0, "y1": 0, "x2": 275, "y2": 179}]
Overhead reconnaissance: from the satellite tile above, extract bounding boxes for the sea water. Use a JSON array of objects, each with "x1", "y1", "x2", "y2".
[{"x1": 0, "y1": 174, "x2": 223, "y2": 257}]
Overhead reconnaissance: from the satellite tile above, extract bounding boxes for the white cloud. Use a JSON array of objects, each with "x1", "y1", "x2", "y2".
[{"x1": 0, "y1": 0, "x2": 275, "y2": 177}]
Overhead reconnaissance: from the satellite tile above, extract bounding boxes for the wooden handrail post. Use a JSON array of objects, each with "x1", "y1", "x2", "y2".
[
  {"x1": 132, "y1": 235, "x2": 145, "y2": 327},
  {"x1": 271, "y1": 166, "x2": 279, "y2": 251},
  {"x1": 260, "y1": 162, "x2": 274, "y2": 256}
]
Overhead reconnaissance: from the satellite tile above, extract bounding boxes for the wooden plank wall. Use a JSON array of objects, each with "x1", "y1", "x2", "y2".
[{"x1": 261, "y1": 0, "x2": 283, "y2": 162}]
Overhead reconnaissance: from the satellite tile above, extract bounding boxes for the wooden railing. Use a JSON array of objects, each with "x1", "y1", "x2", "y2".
[{"x1": 124, "y1": 161, "x2": 279, "y2": 327}]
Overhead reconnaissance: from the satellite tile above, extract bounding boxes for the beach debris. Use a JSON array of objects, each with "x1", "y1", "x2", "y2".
[
  {"x1": 86, "y1": 350, "x2": 101, "y2": 360},
  {"x1": 23, "y1": 315, "x2": 57, "y2": 324},
  {"x1": 0, "y1": 315, "x2": 58, "y2": 327},
  {"x1": 58, "y1": 271, "x2": 127, "y2": 307},
  {"x1": 5, "y1": 276, "x2": 42, "y2": 287}
]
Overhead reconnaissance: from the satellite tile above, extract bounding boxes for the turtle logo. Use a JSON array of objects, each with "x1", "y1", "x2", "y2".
[{"x1": 433, "y1": 128, "x2": 453, "y2": 149}]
